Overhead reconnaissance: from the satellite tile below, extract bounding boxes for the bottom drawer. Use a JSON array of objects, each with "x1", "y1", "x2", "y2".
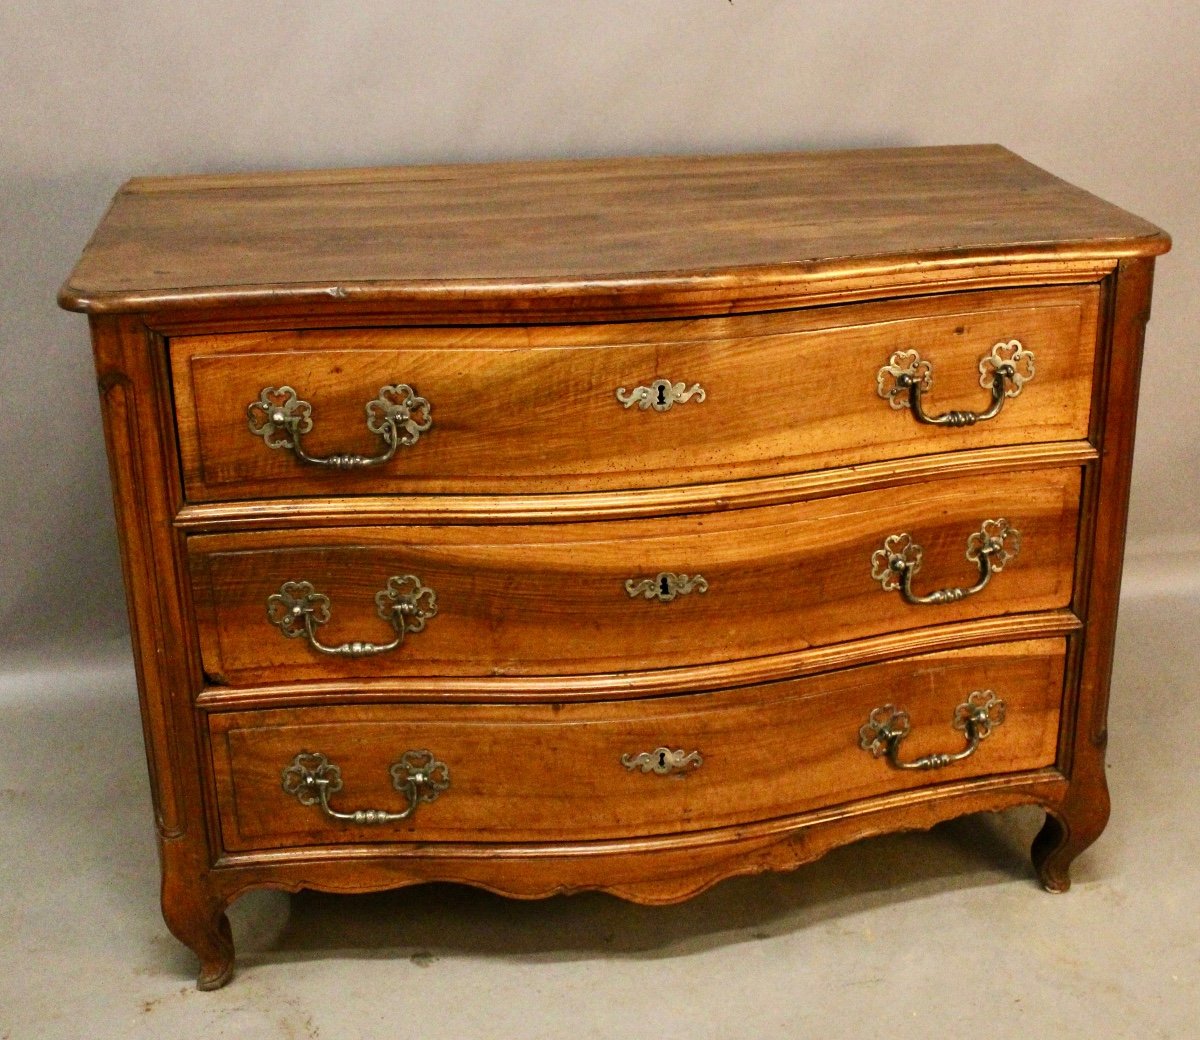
[{"x1": 210, "y1": 637, "x2": 1065, "y2": 853}]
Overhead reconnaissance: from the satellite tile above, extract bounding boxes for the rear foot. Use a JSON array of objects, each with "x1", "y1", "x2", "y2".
[
  {"x1": 1032, "y1": 812, "x2": 1073, "y2": 892},
  {"x1": 1031, "y1": 798, "x2": 1108, "y2": 893}
]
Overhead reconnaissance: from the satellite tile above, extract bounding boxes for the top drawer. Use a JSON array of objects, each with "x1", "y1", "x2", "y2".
[{"x1": 170, "y1": 286, "x2": 1098, "y2": 503}]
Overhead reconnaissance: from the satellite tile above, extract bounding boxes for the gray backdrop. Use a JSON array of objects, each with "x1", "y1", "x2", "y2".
[{"x1": 2, "y1": 1, "x2": 1197, "y2": 671}]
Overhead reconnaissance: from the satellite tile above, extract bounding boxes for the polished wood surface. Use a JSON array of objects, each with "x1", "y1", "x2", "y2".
[
  {"x1": 174, "y1": 441, "x2": 1099, "y2": 529},
  {"x1": 60, "y1": 146, "x2": 1166, "y2": 320},
  {"x1": 194, "y1": 612, "x2": 1082, "y2": 709},
  {"x1": 87, "y1": 315, "x2": 229, "y2": 985},
  {"x1": 1032, "y1": 257, "x2": 1158, "y2": 892},
  {"x1": 190, "y1": 467, "x2": 1081, "y2": 685},
  {"x1": 172, "y1": 285, "x2": 1097, "y2": 501},
  {"x1": 211, "y1": 773, "x2": 1070, "y2": 901},
  {"x1": 60, "y1": 147, "x2": 1167, "y2": 988},
  {"x1": 211, "y1": 638, "x2": 1064, "y2": 851}
]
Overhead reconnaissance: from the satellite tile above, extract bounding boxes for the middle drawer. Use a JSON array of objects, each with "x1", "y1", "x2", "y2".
[{"x1": 190, "y1": 467, "x2": 1080, "y2": 686}]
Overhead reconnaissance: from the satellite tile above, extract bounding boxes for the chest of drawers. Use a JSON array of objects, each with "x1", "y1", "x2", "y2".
[{"x1": 60, "y1": 146, "x2": 1169, "y2": 989}]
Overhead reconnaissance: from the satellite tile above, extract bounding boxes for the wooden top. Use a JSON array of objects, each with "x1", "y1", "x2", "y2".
[{"x1": 60, "y1": 145, "x2": 1169, "y2": 317}]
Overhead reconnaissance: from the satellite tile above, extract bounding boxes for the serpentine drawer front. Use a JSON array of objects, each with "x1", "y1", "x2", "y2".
[
  {"x1": 60, "y1": 146, "x2": 1168, "y2": 988},
  {"x1": 210, "y1": 638, "x2": 1064, "y2": 851},
  {"x1": 189, "y1": 466, "x2": 1080, "y2": 685},
  {"x1": 171, "y1": 285, "x2": 1097, "y2": 501}
]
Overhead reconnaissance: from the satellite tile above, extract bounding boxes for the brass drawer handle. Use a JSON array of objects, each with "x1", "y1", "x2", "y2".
[
  {"x1": 247, "y1": 384, "x2": 432, "y2": 469},
  {"x1": 876, "y1": 340, "x2": 1035, "y2": 427},
  {"x1": 859, "y1": 690, "x2": 1006, "y2": 770},
  {"x1": 625, "y1": 572, "x2": 709, "y2": 602},
  {"x1": 871, "y1": 519, "x2": 1020, "y2": 606},
  {"x1": 267, "y1": 575, "x2": 437, "y2": 658},
  {"x1": 615, "y1": 378, "x2": 706, "y2": 411},
  {"x1": 281, "y1": 750, "x2": 450, "y2": 823},
  {"x1": 621, "y1": 748, "x2": 703, "y2": 774}
]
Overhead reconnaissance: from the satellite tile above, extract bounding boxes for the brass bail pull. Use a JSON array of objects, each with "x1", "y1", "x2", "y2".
[
  {"x1": 876, "y1": 340, "x2": 1035, "y2": 427},
  {"x1": 281, "y1": 750, "x2": 450, "y2": 824},
  {"x1": 859, "y1": 691, "x2": 1007, "y2": 771},
  {"x1": 247, "y1": 383, "x2": 432, "y2": 469},
  {"x1": 266, "y1": 575, "x2": 438, "y2": 658},
  {"x1": 871, "y1": 519, "x2": 1021, "y2": 606}
]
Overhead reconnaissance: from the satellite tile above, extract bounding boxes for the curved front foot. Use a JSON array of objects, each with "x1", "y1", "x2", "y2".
[
  {"x1": 163, "y1": 897, "x2": 235, "y2": 989},
  {"x1": 161, "y1": 864, "x2": 236, "y2": 989},
  {"x1": 195, "y1": 912, "x2": 235, "y2": 990},
  {"x1": 1032, "y1": 794, "x2": 1110, "y2": 893}
]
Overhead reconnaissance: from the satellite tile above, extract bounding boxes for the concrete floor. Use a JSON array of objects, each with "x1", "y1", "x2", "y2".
[{"x1": 2, "y1": 581, "x2": 1197, "y2": 1039}]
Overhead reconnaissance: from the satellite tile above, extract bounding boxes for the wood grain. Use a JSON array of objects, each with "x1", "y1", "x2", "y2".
[
  {"x1": 173, "y1": 441, "x2": 1099, "y2": 529},
  {"x1": 171, "y1": 285, "x2": 1098, "y2": 501},
  {"x1": 57, "y1": 147, "x2": 1168, "y2": 988},
  {"x1": 88, "y1": 316, "x2": 234, "y2": 988},
  {"x1": 193, "y1": 611, "x2": 1081, "y2": 709},
  {"x1": 207, "y1": 771, "x2": 1070, "y2": 904},
  {"x1": 59, "y1": 146, "x2": 1167, "y2": 319},
  {"x1": 209, "y1": 637, "x2": 1065, "y2": 852},
  {"x1": 1033, "y1": 257, "x2": 1158, "y2": 892},
  {"x1": 189, "y1": 467, "x2": 1081, "y2": 685}
]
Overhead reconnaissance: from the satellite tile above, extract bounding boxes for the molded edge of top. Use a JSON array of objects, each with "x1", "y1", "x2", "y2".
[{"x1": 58, "y1": 145, "x2": 1171, "y2": 317}]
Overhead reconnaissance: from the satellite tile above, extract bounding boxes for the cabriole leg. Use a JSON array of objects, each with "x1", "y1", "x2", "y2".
[
  {"x1": 160, "y1": 845, "x2": 236, "y2": 989},
  {"x1": 1031, "y1": 785, "x2": 1111, "y2": 894}
]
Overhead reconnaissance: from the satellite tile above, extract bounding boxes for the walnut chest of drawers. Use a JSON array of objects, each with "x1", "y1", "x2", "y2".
[{"x1": 60, "y1": 146, "x2": 1169, "y2": 988}]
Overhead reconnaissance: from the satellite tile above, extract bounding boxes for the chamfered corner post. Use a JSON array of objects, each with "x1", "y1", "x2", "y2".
[
  {"x1": 89, "y1": 313, "x2": 237, "y2": 985},
  {"x1": 1033, "y1": 256, "x2": 1157, "y2": 892}
]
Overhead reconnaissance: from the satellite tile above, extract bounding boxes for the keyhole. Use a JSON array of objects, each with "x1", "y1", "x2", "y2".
[
  {"x1": 658, "y1": 751, "x2": 667, "y2": 768},
  {"x1": 656, "y1": 383, "x2": 667, "y2": 406},
  {"x1": 659, "y1": 576, "x2": 671, "y2": 597}
]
